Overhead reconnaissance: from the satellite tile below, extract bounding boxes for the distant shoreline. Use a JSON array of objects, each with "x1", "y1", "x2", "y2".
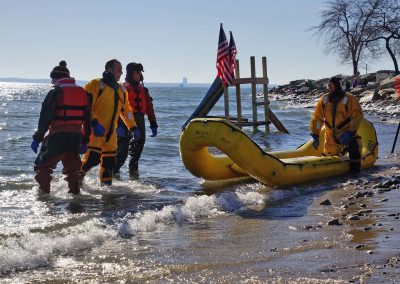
[
  {"x1": 0, "y1": 78, "x2": 210, "y2": 87},
  {"x1": 0, "y1": 78, "x2": 278, "y2": 89}
]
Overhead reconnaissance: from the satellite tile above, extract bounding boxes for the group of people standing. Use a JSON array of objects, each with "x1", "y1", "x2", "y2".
[
  {"x1": 31, "y1": 59, "x2": 157, "y2": 194},
  {"x1": 31, "y1": 60, "x2": 364, "y2": 196}
]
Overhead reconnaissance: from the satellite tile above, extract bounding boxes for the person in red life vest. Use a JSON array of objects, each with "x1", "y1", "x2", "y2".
[
  {"x1": 81, "y1": 59, "x2": 140, "y2": 185},
  {"x1": 31, "y1": 61, "x2": 92, "y2": 195},
  {"x1": 114, "y1": 62, "x2": 158, "y2": 179}
]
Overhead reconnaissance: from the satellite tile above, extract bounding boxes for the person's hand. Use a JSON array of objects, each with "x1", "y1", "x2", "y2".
[
  {"x1": 131, "y1": 127, "x2": 141, "y2": 141},
  {"x1": 340, "y1": 130, "x2": 354, "y2": 146},
  {"x1": 116, "y1": 126, "x2": 125, "y2": 138},
  {"x1": 93, "y1": 122, "x2": 106, "y2": 137},
  {"x1": 150, "y1": 126, "x2": 158, "y2": 137},
  {"x1": 311, "y1": 134, "x2": 319, "y2": 150},
  {"x1": 79, "y1": 144, "x2": 88, "y2": 154},
  {"x1": 31, "y1": 140, "x2": 40, "y2": 153}
]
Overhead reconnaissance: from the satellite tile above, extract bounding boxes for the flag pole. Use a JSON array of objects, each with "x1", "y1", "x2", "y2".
[{"x1": 391, "y1": 121, "x2": 400, "y2": 153}]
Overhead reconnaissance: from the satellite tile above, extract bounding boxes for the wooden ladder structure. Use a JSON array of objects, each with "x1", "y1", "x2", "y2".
[{"x1": 223, "y1": 56, "x2": 288, "y2": 133}]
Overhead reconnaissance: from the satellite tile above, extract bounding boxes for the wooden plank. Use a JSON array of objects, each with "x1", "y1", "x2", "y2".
[
  {"x1": 233, "y1": 77, "x2": 269, "y2": 85},
  {"x1": 262, "y1": 56, "x2": 270, "y2": 133},
  {"x1": 224, "y1": 86, "x2": 229, "y2": 119},
  {"x1": 251, "y1": 56, "x2": 257, "y2": 132},
  {"x1": 235, "y1": 59, "x2": 242, "y2": 129},
  {"x1": 269, "y1": 109, "x2": 289, "y2": 134},
  {"x1": 236, "y1": 121, "x2": 270, "y2": 127}
]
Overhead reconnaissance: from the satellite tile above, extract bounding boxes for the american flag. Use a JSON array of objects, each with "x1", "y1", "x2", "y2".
[
  {"x1": 228, "y1": 31, "x2": 237, "y2": 82},
  {"x1": 216, "y1": 24, "x2": 233, "y2": 87}
]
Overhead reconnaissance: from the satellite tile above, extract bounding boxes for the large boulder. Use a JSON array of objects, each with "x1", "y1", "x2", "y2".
[{"x1": 379, "y1": 74, "x2": 400, "y2": 90}]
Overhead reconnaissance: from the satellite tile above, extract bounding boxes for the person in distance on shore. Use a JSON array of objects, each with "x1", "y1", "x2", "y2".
[
  {"x1": 81, "y1": 59, "x2": 140, "y2": 185},
  {"x1": 31, "y1": 61, "x2": 92, "y2": 195},
  {"x1": 113, "y1": 62, "x2": 158, "y2": 179},
  {"x1": 310, "y1": 76, "x2": 364, "y2": 174}
]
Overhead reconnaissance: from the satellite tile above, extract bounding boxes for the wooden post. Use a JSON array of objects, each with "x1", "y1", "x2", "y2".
[
  {"x1": 235, "y1": 59, "x2": 242, "y2": 128},
  {"x1": 250, "y1": 56, "x2": 258, "y2": 132},
  {"x1": 224, "y1": 86, "x2": 229, "y2": 120},
  {"x1": 262, "y1": 57, "x2": 270, "y2": 133}
]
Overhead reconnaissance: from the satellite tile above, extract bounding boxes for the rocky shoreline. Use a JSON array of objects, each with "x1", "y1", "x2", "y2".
[
  {"x1": 267, "y1": 72, "x2": 400, "y2": 283},
  {"x1": 269, "y1": 72, "x2": 400, "y2": 120},
  {"x1": 311, "y1": 154, "x2": 400, "y2": 283}
]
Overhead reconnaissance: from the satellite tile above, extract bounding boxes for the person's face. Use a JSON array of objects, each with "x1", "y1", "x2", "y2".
[
  {"x1": 328, "y1": 81, "x2": 336, "y2": 94},
  {"x1": 132, "y1": 70, "x2": 142, "y2": 82},
  {"x1": 108, "y1": 62, "x2": 123, "y2": 81}
]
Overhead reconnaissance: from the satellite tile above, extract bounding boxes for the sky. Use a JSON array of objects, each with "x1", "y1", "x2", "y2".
[{"x1": 0, "y1": 0, "x2": 395, "y2": 84}]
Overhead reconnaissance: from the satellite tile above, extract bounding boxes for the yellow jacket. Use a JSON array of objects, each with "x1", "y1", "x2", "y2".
[
  {"x1": 310, "y1": 92, "x2": 363, "y2": 155},
  {"x1": 85, "y1": 79, "x2": 136, "y2": 136}
]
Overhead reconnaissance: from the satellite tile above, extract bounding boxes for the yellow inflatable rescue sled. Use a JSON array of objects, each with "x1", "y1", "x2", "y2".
[{"x1": 179, "y1": 118, "x2": 378, "y2": 186}]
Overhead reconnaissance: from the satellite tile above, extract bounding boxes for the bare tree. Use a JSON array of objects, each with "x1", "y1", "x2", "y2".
[
  {"x1": 312, "y1": 0, "x2": 381, "y2": 75},
  {"x1": 364, "y1": 0, "x2": 400, "y2": 74}
]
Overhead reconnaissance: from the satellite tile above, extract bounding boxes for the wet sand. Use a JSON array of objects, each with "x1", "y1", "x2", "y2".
[{"x1": 292, "y1": 153, "x2": 400, "y2": 283}]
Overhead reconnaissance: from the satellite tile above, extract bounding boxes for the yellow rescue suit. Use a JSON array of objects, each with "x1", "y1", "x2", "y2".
[
  {"x1": 310, "y1": 93, "x2": 363, "y2": 156},
  {"x1": 82, "y1": 79, "x2": 137, "y2": 183}
]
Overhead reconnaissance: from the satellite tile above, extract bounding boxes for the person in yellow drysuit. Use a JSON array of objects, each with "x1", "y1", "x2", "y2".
[
  {"x1": 81, "y1": 59, "x2": 141, "y2": 185},
  {"x1": 310, "y1": 77, "x2": 364, "y2": 174}
]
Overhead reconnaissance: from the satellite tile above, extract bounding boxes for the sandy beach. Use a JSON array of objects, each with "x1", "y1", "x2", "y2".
[{"x1": 295, "y1": 153, "x2": 400, "y2": 283}]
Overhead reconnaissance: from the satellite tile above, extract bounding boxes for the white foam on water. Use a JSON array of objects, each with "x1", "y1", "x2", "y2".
[
  {"x1": 0, "y1": 219, "x2": 114, "y2": 275},
  {"x1": 121, "y1": 191, "x2": 267, "y2": 235}
]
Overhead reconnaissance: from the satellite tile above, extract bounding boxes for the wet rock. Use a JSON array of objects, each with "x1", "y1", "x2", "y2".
[
  {"x1": 348, "y1": 215, "x2": 361, "y2": 220},
  {"x1": 367, "y1": 250, "x2": 374, "y2": 254},
  {"x1": 360, "y1": 204, "x2": 367, "y2": 208},
  {"x1": 341, "y1": 204, "x2": 349, "y2": 209},
  {"x1": 355, "y1": 244, "x2": 366, "y2": 249},
  {"x1": 328, "y1": 219, "x2": 342, "y2": 226},
  {"x1": 320, "y1": 268, "x2": 337, "y2": 273},
  {"x1": 377, "y1": 188, "x2": 392, "y2": 193},
  {"x1": 356, "y1": 209, "x2": 372, "y2": 216},
  {"x1": 379, "y1": 198, "x2": 388, "y2": 202},
  {"x1": 320, "y1": 199, "x2": 332, "y2": 205},
  {"x1": 363, "y1": 227, "x2": 372, "y2": 231},
  {"x1": 355, "y1": 191, "x2": 373, "y2": 198}
]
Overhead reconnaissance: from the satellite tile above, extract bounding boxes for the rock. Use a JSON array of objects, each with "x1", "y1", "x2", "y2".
[
  {"x1": 328, "y1": 219, "x2": 342, "y2": 226},
  {"x1": 347, "y1": 215, "x2": 361, "y2": 220},
  {"x1": 355, "y1": 244, "x2": 366, "y2": 249},
  {"x1": 320, "y1": 199, "x2": 332, "y2": 205},
  {"x1": 379, "y1": 198, "x2": 388, "y2": 202},
  {"x1": 379, "y1": 74, "x2": 400, "y2": 90},
  {"x1": 356, "y1": 209, "x2": 373, "y2": 216}
]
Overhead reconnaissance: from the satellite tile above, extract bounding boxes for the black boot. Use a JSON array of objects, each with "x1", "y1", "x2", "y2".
[
  {"x1": 128, "y1": 159, "x2": 139, "y2": 180},
  {"x1": 349, "y1": 161, "x2": 361, "y2": 175}
]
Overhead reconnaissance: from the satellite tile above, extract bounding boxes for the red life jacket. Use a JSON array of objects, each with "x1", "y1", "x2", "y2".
[
  {"x1": 124, "y1": 82, "x2": 147, "y2": 114},
  {"x1": 50, "y1": 78, "x2": 88, "y2": 134}
]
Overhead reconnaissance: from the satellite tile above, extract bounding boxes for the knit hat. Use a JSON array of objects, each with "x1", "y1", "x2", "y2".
[{"x1": 50, "y1": 60, "x2": 70, "y2": 79}]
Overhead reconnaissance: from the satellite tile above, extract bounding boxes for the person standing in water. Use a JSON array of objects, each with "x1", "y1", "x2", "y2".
[
  {"x1": 81, "y1": 59, "x2": 140, "y2": 185},
  {"x1": 31, "y1": 61, "x2": 92, "y2": 194},
  {"x1": 114, "y1": 62, "x2": 158, "y2": 179}
]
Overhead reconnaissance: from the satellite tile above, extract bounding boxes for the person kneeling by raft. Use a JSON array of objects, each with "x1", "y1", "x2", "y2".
[{"x1": 310, "y1": 77, "x2": 364, "y2": 174}]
